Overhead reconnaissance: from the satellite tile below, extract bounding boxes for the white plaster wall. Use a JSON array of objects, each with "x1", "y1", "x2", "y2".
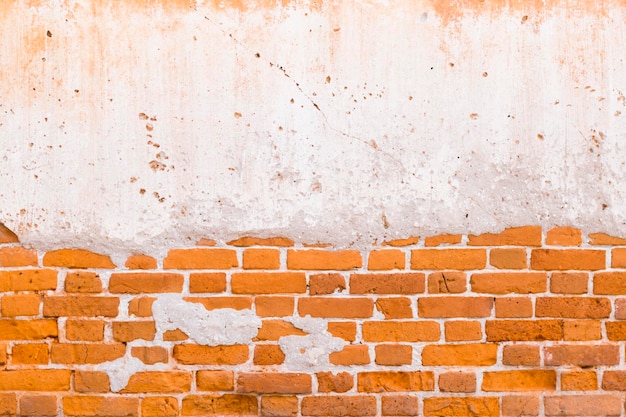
[{"x1": 1, "y1": 0, "x2": 625, "y2": 254}]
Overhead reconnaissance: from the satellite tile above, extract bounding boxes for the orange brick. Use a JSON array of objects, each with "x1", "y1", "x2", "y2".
[
  {"x1": 243, "y1": 248, "x2": 280, "y2": 269},
  {"x1": 74, "y1": 371, "x2": 110, "y2": 393},
  {"x1": 595, "y1": 272, "x2": 626, "y2": 294},
  {"x1": 261, "y1": 396, "x2": 298, "y2": 417},
  {"x1": 128, "y1": 296, "x2": 155, "y2": 317},
  {"x1": 0, "y1": 269, "x2": 56, "y2": 291},
  {"x1": 438, "y1": 372, "x2": 476, "y2": 392},
  {"x1": 51, "y1": 344, "x2": 125, "y2": 364},
  {"x1": 501, "y1": 396, "x2": 539, "y2": 416},
  {"x1": 486, "y1": 320, "x2": 563, "y2": 341},
  {"x1": 468, "y1": 226, "x2": 542, "y2": 246},
  {"x1": 255, "y1": 320, "x2": 307, "y2": 341},
  {"x1": 63, "y1": 396, "x2": 139, "y2": 416},
  {"x1": 317, "y1": 372, "x2": 353, "y2": 393},
  {"x1": 502, "y1": 345, "x2": 540, "y2": 366},
  {"x1": 382, "y1": 236, "x2": 419, "y2": 247},
  {"x1": 445, "y1": 320, "x2": 482, "y2": 341},
  {"x1": 122, "y1": 371, "x2": 192, "y2": 393},
  {"x1": 544, "y1": 395, "x2": 622, "y2": 416},
  {"x1": 298, "y1": 297, "x2": 373, "y2": 318},
  {"x1": 424, "y1": 233, "x2": 462, "y2": 247},
  {"x1": 0, "y1": 223, "x2": 18, "y2": 243},
  {"x1": 197, "y1": 370, "x2": 234, "y2": 391},
  {"x1": 418, "y1": 297, "x2": 492, "y2": 318},
  {"x1": 362, "y1": 321, "x2": 440, "y2": 342},
  {"x1": 163, "y1": 329, "x2": 188, "y2": 341},
  {"x1": 12, "y1": 343, "x2": 48, "y2": 364},
  {"x1": 327, "y1": 322, "x2": 356, "y2": 341},
  {"x1": 531, "y1": 249, "x2": 605, "y2": 270},
  {"x1": 196, "y1": 238, "x2": 217, "y2": 246},
  {"x1": 237, "y1": 373, "x2": 311, "y2": 394},
  {"x1": 422, "y1": 344, "x2": 497, "y2": 366},
  {"x1": 0, "y1": 343, "x2": 6, "y2": 365},
  {"x1": 329, "y1": 345, "x2": 370, "y2": 365},
  {"x1": 564, "y1": 320, "x2": 601, "y2": 340},
  {"x1": 1, "y1": 294, "x2": 40, "y2": 316},
  {"x1": 357, "y1": 371, "x2": 434, "y2": 392},
  {"x1": 309, "y1": 273, "x2": 346, "y2": 295},
  {"x1": 142, "y1": 397, "x2": 178, "y2": 417},
  {"x1": 602, "y1": 370, "x2": 626, "y2": 390},
  {"x1": 66, "y1": 319, "x2": 105, "y2": 341},
  {"x1": 471, "y1": 272, "x2": 546, "y2": 294},
  {"x1": 489, "y1": 248, "x2": 527, "y2": 269},
  {"x1": 184, "y1": 296, "x2": 252, "y2": 311},
  {"x1": 381, "y1": 395, "x2": 419, "y2": 416},
  {"x1": 535, "y1": 297, "x2": 610, "y2": 318},
  {"x1": 109, "y1": 273, "x2": 183, "y2": 293},
  {"x1": 231, "y1": 272, "x2": 306, "y2": 294},
  {"x1": 255, "y1": 296, "x2": 294, "y2": 317},
  {"x1": 427, "y1": 272, "x2": 466, "y2": 293},
  {"x1": 163, "y1": 248, "x2": 238, "y2": 269},
  {"x1": 19, "y1": 395, "x2": 57, "y2": 416},
  {"x1": 181, "y1": 395, "x2": 257, "y2": 416},
  {"x1": 606, "y1": 322, "x2": 626, "y2": 340},
  {"x1": 375, "y1": 344, "x2": 412, "y2": 366},
  {"x1": 131, "y1": 346, "x2": 168, "y2": 364},
  {"x1": 0, "y1": 394, "x2": 16, "y2": 416},
  {"x1": 423, "y1": 397, "x2": 499, "y2": 416},
  {"x1": 125, "y1": 254, "x2": 157, "y2": 270},
  {"x1": 495, "y1": 297, "x2": 532, "y2": 318},
  {"x1": 301, "y1": 396, "x2": 376, "y2": 416},
  {"x1": 43, "y1": 248, "x2": 116, "y2": 268},
  {"x1": 411, "y1": 249, "x2": 486, "y2": 270},
  {"x1": 173, "y1": 344, "x2": 248, "y2": 365},
  {"x1": 189, "y1": 273, "x2": 226, "y2": 293},
  {"x1": 375, "y1": 297, "x2": 413, "y2": 319},
  {"x1": 253, "y1": 344, "x2": 285, "y2": 365},
  {"x1": 367, "y1": 250, "x2": 405, "y2": 270},
  {"x1": 550, "y1": 272, "x2": 588, "y2": 294},
  {"x1": 65, "y1": 271, "x2": 102, "y2": 293},
  {"x1": 43, "y1": 296, "x2": 119, "y2": 317},
  {"x1": 227, "y1": 236, "x2": 294, "y2": 247},
  {"x1": 589, "y1": 232, "x2": 626, "y2": 245},
  {"x1": 563, "y1": 371, "x2": 597, "y2": 391},
  {"x1": 113, "y1": 321, "x2": 156, "y2": 342},
  {"x1": 0, "y1": 319, "x2": 57, "y2": 340},
  {"x1": 0, "y1": 246, "x2": 37, "y2": 266},
  {"x1": 544, "y1": 344, "x2": 619, "y2": 366},
  {"x1": 0, "y1": 370, "x2": 70, "y2": 391},
  {"x1": 350, "y1": 273, "x2": 424, "y2": 294},
  {"x1": 482, "y1": 370, "x2": 556, "y2": 391},
  {"x1": 287, "y1": 249, "x2": 362, "y2": 270},
  {"x1": 546, "y1": 226, "x2": 582, "y2": 246}
]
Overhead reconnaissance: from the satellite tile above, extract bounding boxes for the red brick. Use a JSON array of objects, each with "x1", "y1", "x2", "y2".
[
  {"x1": 255, "y1": 296, "x2": 294, "y2": 317},
  {"x1": 173, "y1": 344, "x2": 248, "y2": 365},
  {"x1": 243, "y1": 248, "x2": 280, "y2": 269},
  {"x1": 189, "y1": 273, "x2": 226, "y2": 293},
  {"x1": 564, "y1": 320, "x2": 601, "y2": 340},
  {"x1": 43, "y1": 249, "x2": 116, "y2": 268},
  {"x1": 122, "y1": 371, "x2": 192, "y2": 393},
  {"x1": 418, "y1": 297, "x2": 492, "y2": 318},
  {"x1": 350, "y1": 273, "x2": 424, "y2": 294},
  {"x1": 486, "y1": 320, "x2": 563, "y2": 341},
  {"x1": 327, "y1": 322, "x2": 356, "y2": 341},
  {"x1": 182, "y1": 395, "x2": 257, "y2": 416},
  {"x1": 489, "y1": 248, "x2": 527, "y2": 269},
  {"x1": 51, "y1": 344, "x2": 125, "y2": 364},
  {"x1": 261, "y1": 396, "x2": 298, "y2": 417},
  {"x1": 142, "y1": 397, "x2": 178, "y2": 417},
  {"x1": 468, "y1": 226, "x2": 542, "y2": 246},
  {"x1": 544, "y1": 344, "x2": 619, "y2": 366},
  {"x1": 11, "y1": 343, "x2": 48, "y2": 364},
  {"x1": 589, "y1": 232, "x2": 626, "y2": 245},
  {"x1": 482, "y1": 370, "x2": 556, "y2": 391},
  {"x1": 438, "y1": 372, "x2": 476, "y2": 392},
  {"x1": 602, "y1": 371, "x2": 626, "y2": 390},
  {"x1": 411, "y1": 249, "x2": 486, "y2": 270},
  {"x1": 196, "y1": 370, "x2": 234, "y2": 391},
  {"x1": 422, "y1": 344, "x2": 497, "y2": 366},
  {"x1": 381, "y1": 395, "x2": 419, "y2": 416},
  {"x1": 362, "y1": 321, "x2": 440, "y2": 342},
  {"x1": 427, "y1": 272, "x2": 466, "y2": 293},
  {"x1": 495, "y1": 297, "x2": 532, "y2": 318},
  {"x1": 375, "y1": 297, "x2": 413, "y2": 319},
  {"x1": 382, "y1": 236, "x2": 419, "y2": 247},
  {"x1": 357, "y1": 371, "x2": 434, "y2": 392},
  {"x1": 299, "y1": 297, "x2": 373, "y2": 318},
  {"x1": 424, "y1": 233, "x2": 462, "y2": 246},
  {"x1": 531, "y1": 249, "x2": 605, "y2": 270},
  {"x1": 163, "y1": 248, "x2": 238, "y2": 269},
  {"x1": 19, "y1": 395, "x2": 57, "y2": 416},
  {"x1": 0, "y1": 269, "x2": 57, "y2": 291},
  {"x1": 329, "y1": 345, "x2": 370, "y2": 365},
  {"x1": 0, "y1": 246, "x2": 37, "y2": 266},
  {"x1": 536, "y1": 297, "x2": 610, "y2": 318},
  {"x1": 131, "y1": 346, "x2": 168, "y2": 364},
  {"x1": 112, "y1": 321, "x2": 156, "y2": 342},
  {"x1": 109, "y1": 273, "x2": 183, "y2": 293},
  {"x1": 544, "y1": 395, "x2": 622, "y2": 416},
  {"x1": 43, "y1": 296, "x2": 119, "y2": 317},
  {"x1": 231, "y1": 272, "x2": 306, "y2": 294},
  {"x1": 1, "y1": 294, "x2": 41, "y2": 316},
  {"x1": 367, "y1": 250, "x2": 405, "y2": 270},
  {"x1": 0, "y1": 319, "x2": 57, "y2": 340},
  {"x1": 301, "y1": 396, "x2": 376, "y2": 416},
  {"x1": 184, "y1": 296, "x2": 252, "y2": 311},
  {"x1": 253, "y1": 344, "x2": 285, "y2": 365},
  {"x1": 227, "y1": 236, "x2": 294, "y2": 247},
  {"x1": 125, "y1": 254, "x2": 157, "y2": 270},
  {"x1": 287, "y1": 249, "x2": 362, "y2": 270},
  {"x1": 65, "y1": 271, "x2": 102, "y2": 293},
  {"x1": 255, "y1": 320, "x2": 307, "y2": 341},
  {"x1": 317, "y1": 372, "x2": 353, "y2": 393},
  {"x1": 423, "y1": 397, "x2": 499, "y2": 416},
  {"x1": 63, "y1": 396, "x2": 139, "y2": 416},
  {"x1": 550, "y1": 272, "x2": 588, "y2": 294},
  {"x1": 0, "y1": 394, "x2": 16, "y2": 415},
  {"x1": 546, "y1": 227, "x2": 582, "y2": 246},
  {"x1": 237, "y1": 373, "x2": 311, "y2": 394},
  {"x1": 74, "y1": 371, "x2": 110, "y2": 393},
  {"x1": 0, "y1": 370, "x2": 70, "y2": 391},
  {"x1": 444, "y1": 320, "x2": 482, "y2": 341},
  {"x1": 502, "y1": 345, "x2": 540, "y2": 366},
  {"x1": 562, "y1": 371, "x2": 597, "y2": 391},
  {"x1": 471, "y1": 272, "x2": 546, "y2": 294},
  {"x1": 594, "y1": 272, "x2": 626, "y2": 294},
  {"x1": 309, "y1": 273, "x2": 346, "y2": 295},
  {"x1": 501, "y1": 396, "x2": 539, "y2": 416}
]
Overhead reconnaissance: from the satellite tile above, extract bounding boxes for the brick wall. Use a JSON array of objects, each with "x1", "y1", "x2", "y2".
[{"x1": 2, "y1": 225, "x2": 626, "y2": 416}]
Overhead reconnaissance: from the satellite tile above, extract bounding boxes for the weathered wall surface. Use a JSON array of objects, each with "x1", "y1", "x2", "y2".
[{"x1": 1, "y1": 0, "x2": 626, "y2": 255}]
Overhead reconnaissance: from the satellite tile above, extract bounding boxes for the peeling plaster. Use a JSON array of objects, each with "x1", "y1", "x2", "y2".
[{"x1": 279, "y1": 316, "x2": 345, "y2": 370}]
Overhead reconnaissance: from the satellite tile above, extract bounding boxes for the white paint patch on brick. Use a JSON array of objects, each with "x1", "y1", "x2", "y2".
[{"x1": 280, "y1": 316, "x2": 345, "y2": 370}]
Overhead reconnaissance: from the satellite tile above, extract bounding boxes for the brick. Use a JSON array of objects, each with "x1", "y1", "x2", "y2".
[
  {"x1": 181, "y1": 395, "x2": 258, "y2": 416},
  {"x1": 546, "y1": 226, "x2": 582, "y2": 245},
  {"x1": 564, "y1": 320, "x2": 601, "y2": 340},
  {"x1": 299, "y1": 297, "x2": 373, "y2": 318},
  {"x1": 423, "y1": 397, "x2": 499, "y2": 416},
  {"x1": 589, "y1": 232, "x2": 626, "y2": 245},
  {"x1": 536, "y1": 297, "x2": 610, "y2": 318},
  {"x1": 122, "y1": 371, "x2": 192, "y2": 393},
  {"x1": 0, "y1": 246, "x2": 37, "y2": 266},
  {"x1": 131, "y1": 346, "x2": 168, "y2": 364},
  {"x1": 602, "y1": 370, "x2": 626, "y2": 390},
  {"x1": 606, "y1": 321, "x2": 626, "y2": 340},
  {"x1": 502, "y1": 345, "x2": 540, "y2": 366},
  {"x1": 228, "y1": 236, "x2": 294, "y2": 247},
  {"x1": 1, "y1": 294, "x2": 40, "y2": 316},
  {"x1": 109, "y1": 273, "x2": 183, "y2": 293},
  {"x1": 163, "y1": 329, "x2": 188, "y2": 341},
  {"x1": 43, "y1": 296, "x2": 119, "y2": 317},
  {"x1": 382, "y1": 236, "x2": 419, "y2": 247},
  {"x1": 173, "y1": 344, "x2": 248, "y2": 365},
  {"x1": 0, "y1": 319, "x2": 57, "y2": 340},
  {"x1": 128, "y1": 296, "x2": 155, "y2": 317},
  {"x1": 501, "y1": 396, "x2": 539, "y2": 416},
  {"x1": 301, "y1": 396, "x2": 376, "y2": 416},
  {"x1": 66, "y1": 319, "x2": 104, "y2": 341},
  {"x1": 142, "y1": 397, "x2": 178, "y2": 417},
  {"x1": 550, "y1": 272, "x2": 588, "y2": 294},
  {"x1": 255, "y1": 320, "x2": 307, "y2": 341},
  {"x1": 438, "y1": 372, "x2": 476, "y2": 392},
  {"x1": 19, "y1": 395, "x2": 57, "y2": 416},
  {"x1": 362, "y1": 321, "x2": 440, "y2": 342},
  {"x1": 0, "y1": 269, "x2": 56, "y2": 291},
  {"x1": 261, "y1": 396, "x2": 298, "y2": 417},
  {"x1": 189, "y1": 273, "x2": 226, "y2": 293},
  {"x1": 63, "y1": 396, "x2": 139, "y2": 416},
  {"x1": 357, "y1": 371, "x2": 434, "y2": 392},
  {"x1": 237, "y1": 373, "x2": 311, "y2": 394},
  {"x1": 489, "y1": 248, "x2": 527, "y2": 269},
  {"x1": 196, "y1": 238, "x2": 217, "y2": 246},
  {"x1": 471, "y1": 272, "x2": 546, "y2": 294},
  {"x1": 287, "y1": 249, "x2": 362, "y2": 270},
  {"x1": 424, "y1": 233, "x2": 462, "y2": 246},
  {"x1": 74, "y1": 371, "x2": 110, "y2": 393},
  {"x1": 495, "y1": 297, "x2": 532, "y2": 318},
  {"x1": 317, "y1": 372, "x2": 353, "y2": 393},
  {"x1": 327, "y1": 322, "x2": 356, "y2": 341},
  {"x1": 486, "y1": 320, "x2": 563, "y2": 341},
  {"x1": 544, "y1": 344, "x2": 619, "y2": 366},
  {"x1": 375, "y1": 297, "x2": 413, "y2": 319},
  {"x1": 184, "y1": 296, "x2": 252, "y2": 311},
  {"x1": 65, "y1": 271, "x2": 102, "y2": 293},
  {"x1": 350, "y1": 273, "x2": 424, "y2": 294},
  {"x1": 243, "y1": 248, "x2": 280, "y2": 269},
  {"x1": 0, "y1": 393, "x2": 16, "y2": 415},
  {"x1": 0, "y1": 223, "x2": 18, "y2": 243},
  {"x1": 482, "y1": 370, "x2": 556, "y2": 391},
  {"x1": 12, "y1": 343, "x2": 48, "y2": 364},
  {"x1": 309, "y1": 273, "x2": 346, "y2": 295},
  {"x1": 418, "y1": 297, "x2": 492, "y2": 318},
  {"x1": 255, "y1": 296, "x2": 294, "y2": 317},
  {"x1": 381, "y1": 395, "x2": 419, "y2": 416},
  {"x1": 197, "y1": 370, "x2": 234, "y2": 391},
  {"x1": 253, "y1": 344, "x2": 285, "y2": 365},
  {"x1": 422, "y1": 344, "x2": 497, "y2": 366},
  {"x1": 113, "y1": 321, "x2": 156, "y2": 342},
  {"x1": 329, "y1": 345, "x2": 370, "y2": 365},
  {"x1": 367, "y1": 250, "x2": 405, "y2": 270},
  {"x1": 411, "y1": 249, "x2": 486, "y2": 270},
  {"x1": 562, "y1": 371, "x2": 597, "y2": 391},
  {"x1": 163, "y1": 248, "x2": 238, "y2": 269},
  {"x1": 427, "y1": 272, "x2": 466, "y2": 293},
  {"x1": 544, "y1": 395, "x2": 622, "y2": 416},
  {"x1": 0, "y1": 370, "x2": 70, "y2": 391},
  {"x1": 125, "y1": 254, "x2": 157, "y2": 269},
  {"x1": 531, "y1": 249, "x2": 605, "y2": 270},
  {"x1": 445, "y1": 320, "x2": 482, "y2": 341},
  {"x1": 51, "y1": 344, "x2": 125, "y2": 364},
  {"x1": 468, "y1": 226, "x2": 542, "y2": 246},
  {"x1": 0, "y1": 343, "x2": 6, "y2": 365},
  {"x1": 43, "y1": 248, "x2": 116, "y2": 268},
  {"x1": 594, "y1": 272, "x2": 626, "y2": 294},
  {"x1": 231, "y1": 272, "x2": 306, "y2": 294}
]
